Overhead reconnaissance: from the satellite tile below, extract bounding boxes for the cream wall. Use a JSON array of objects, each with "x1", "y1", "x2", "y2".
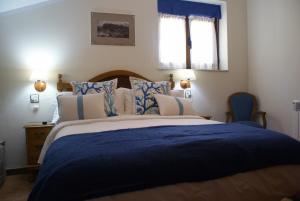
[
  {"x1": 0, "y1": 0, "x2": 248, "y2": 169},
  {"x1": 247, "y1": 0, "x2": 300, "y2": 137}
]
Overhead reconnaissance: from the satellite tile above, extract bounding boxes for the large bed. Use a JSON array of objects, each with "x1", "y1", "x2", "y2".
[{"x1": 28, "y1": 70, "x2": 300, "y2": 201}]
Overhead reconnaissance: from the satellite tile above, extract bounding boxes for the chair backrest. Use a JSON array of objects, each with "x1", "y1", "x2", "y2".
[{"x1": 228, "y1": 92, "x2": 258, "y2": 122}]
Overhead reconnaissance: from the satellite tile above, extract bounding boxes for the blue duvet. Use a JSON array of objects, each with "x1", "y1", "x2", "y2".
[{"x1": 28, "y1": 123, "x2": 300, "y2": 201}]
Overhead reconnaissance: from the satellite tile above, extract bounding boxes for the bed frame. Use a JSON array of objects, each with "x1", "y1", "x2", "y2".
[{"x1": 57, "y1": 70, "x2": 175, "y2": 92}]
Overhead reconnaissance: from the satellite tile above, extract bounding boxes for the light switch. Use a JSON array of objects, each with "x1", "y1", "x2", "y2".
[
  {"x1": 30, "y1": 94, "x2": 39, "y2": 103},
  {"x1": 184, "y1": 90, "x2": 192, "y2": 99}
]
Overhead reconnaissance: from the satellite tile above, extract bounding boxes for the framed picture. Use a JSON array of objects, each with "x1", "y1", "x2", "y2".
[{"x1": 91, "y1": 12, "x2": 135, "y2": 46}]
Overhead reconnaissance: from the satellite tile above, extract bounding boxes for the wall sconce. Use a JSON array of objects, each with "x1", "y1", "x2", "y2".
[
  {"x1": 174, "y1": 69, "x2": 196, "y2": 99},
  {"x1": 30, "y1": 71, "x2": 48, "y2": 92},
  {"x1": 180, "y1": 80, "x2": 191, "y2": 89},
  {"x1": 174, "y1": 69, "x2": 196, "y2": 89},
  {"x1": 34, "y1": 80, "x2": 47, "y2": 92}
]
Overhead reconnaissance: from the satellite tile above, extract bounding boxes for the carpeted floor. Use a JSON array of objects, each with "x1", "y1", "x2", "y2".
[
  {"x1": 0, "y1": 175, "x2": 33, "y2": 201},
  {"x1": 0, "y1": 175, "x2": 297, "y2": 201}
]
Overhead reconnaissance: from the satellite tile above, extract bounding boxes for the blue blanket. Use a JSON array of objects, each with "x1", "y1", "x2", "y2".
[{"x1": 28, "y1": 123, "x2": 300, "y2": 201}]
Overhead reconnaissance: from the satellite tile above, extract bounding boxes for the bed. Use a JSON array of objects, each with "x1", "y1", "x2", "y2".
[{"x1": 28, "y1": 70, "x2": 300, "y2": 201}]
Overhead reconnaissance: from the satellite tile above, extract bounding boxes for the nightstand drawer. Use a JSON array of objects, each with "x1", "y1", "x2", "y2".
[
  {"x1": 26, "y1": 129, "x2": 50, "y2": 145},
  {"x1": 24, "y1": 123, "x2": 54, "y2": 166},
  {"x1": 27, "y1": 144, "x2": 44, "y2": 164}
]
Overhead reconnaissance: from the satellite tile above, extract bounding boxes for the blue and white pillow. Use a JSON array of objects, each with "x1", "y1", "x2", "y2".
[
  {"x1": 71, "y1": 79, "x2": 118, "y2": 116},
  {"x1": 131, "y1": 79, "x2": 170, "y2": 115}
]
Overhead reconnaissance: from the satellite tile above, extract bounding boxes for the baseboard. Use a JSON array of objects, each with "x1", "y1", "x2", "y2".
[{"x1": 6, "y1": 167, "x2": 28, "y2": 175}]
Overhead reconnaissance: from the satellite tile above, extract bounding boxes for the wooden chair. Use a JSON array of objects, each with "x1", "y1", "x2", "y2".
[{"x1": 226, "y1": 92, "x2": 267, "y2": 129}]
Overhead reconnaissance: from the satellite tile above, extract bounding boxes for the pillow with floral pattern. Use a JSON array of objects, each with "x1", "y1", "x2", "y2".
[
  {"x1": 71, "y1": 79, "x2": 118, "y2": 117},
  {"x1": 131, "y1": 79, "x2": 170, "y2": 115}
]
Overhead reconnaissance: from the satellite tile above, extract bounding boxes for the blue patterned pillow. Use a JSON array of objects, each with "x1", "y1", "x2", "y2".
[
  {"x1": 71, "y1": 79, "x2": 118, "y2": 117},
  {"x1": 131, "y1": 79, "x2": 170, "y2": 115}
]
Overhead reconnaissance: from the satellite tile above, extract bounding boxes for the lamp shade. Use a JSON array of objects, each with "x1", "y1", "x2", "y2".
[
  {"x1": 30, "y1": 71, "x2": 48, "y2": 82},
  {"x1": 174, "y1": 69, "x2": 196, "y2": 81}
]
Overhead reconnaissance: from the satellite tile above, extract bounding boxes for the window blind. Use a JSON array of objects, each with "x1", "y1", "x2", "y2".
[{"x1": 157, "y1": 0, "x2": 222, "y2": 19}]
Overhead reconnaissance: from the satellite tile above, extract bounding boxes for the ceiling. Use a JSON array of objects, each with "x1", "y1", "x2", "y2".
[{"x1": 0, "y1": 0, "x2": 49, "y2": 13}]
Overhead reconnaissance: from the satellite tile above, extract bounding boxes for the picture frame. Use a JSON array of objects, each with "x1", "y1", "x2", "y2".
[{"x1": 91, "y1": 12, "x2": 135, "y2": 46}]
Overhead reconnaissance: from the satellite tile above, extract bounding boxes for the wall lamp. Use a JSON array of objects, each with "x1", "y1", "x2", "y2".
[
  {"x1": 175, "y1": 69, "x2": 196, "y2": 89},
  {"x1": 180, "y1": 79, "x2": 191, "y2": 89},
  {"x1": 30, "y1": 71, "x2": 48, "y2": 92},
  {"x1": 34, "y1": 80, "x2": 47, "y2": 92},
  {"x1": 174, "y1": 69, "x2": 196, "y2": 99}
]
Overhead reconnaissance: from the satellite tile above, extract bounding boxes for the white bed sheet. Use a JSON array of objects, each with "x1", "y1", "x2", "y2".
[{"x1": 39, "y1": 115, "x2": 221, "y2": 163}]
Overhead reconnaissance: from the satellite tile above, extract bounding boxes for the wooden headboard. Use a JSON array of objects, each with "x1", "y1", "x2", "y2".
[{"x1": 57, "y1": 70, "x2": 175, "y2": 92}]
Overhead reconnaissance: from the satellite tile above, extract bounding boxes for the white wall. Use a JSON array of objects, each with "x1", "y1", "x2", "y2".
[
  {"x1": 247, "y1": 0, "x2": 300, "y2": 137},
  {"x1": 0, "y1": 0, "x2": 248, "y2": 169},
  {"x1": 0, "y1": 0, "x2": 49, "y2": 13}
]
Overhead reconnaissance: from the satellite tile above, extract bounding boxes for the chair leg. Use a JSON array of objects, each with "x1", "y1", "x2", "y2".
[
  {"x1": 226, "y1": 112, "x2": 232, "y2": 123},
  {"x1": 262, "y1": 115, "x2": 267, "y2": 129}
]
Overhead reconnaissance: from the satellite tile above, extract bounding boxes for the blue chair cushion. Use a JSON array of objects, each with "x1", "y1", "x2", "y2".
[
  {"x1": 230, "y1": 94, "x2": 253, "y2": 121},
  {"x1": 235, "y1": 121, "x2": 263, "y2": 129}
]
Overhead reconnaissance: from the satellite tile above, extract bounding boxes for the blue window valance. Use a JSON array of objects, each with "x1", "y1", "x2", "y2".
[{"x1": 158, "y1": 0, "x2": 222, "y2": 19}]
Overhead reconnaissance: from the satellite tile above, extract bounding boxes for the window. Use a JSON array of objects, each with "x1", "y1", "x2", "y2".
[
  {"x1": 159, "y1": 14, "x2": 186, "y2": 69},
  {"x1": 189, "y1": 16, "x2": 218, "y2": 70},
  {"x1": 158, "y1": 0, "x2": 223, "y2": 71}
]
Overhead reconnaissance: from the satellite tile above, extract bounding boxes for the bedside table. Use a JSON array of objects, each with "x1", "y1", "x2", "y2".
[{"x1": 24, "y1": 123, "x2": 54, "y2": 179}]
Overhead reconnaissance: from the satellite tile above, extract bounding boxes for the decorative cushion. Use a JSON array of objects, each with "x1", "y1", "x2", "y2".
[
  {"x1": 169, "y1": 90, "x2": 185, "y2": 98},
  {"x1": 115, "y1": 88, "x2": 136, "y2": 115},
  {"x1": 57, "y1": 93, "x2": 106, "y2": 122},
  {"x1": 154, "y1": 94, "x2": 195, "y2": 116},
  {"x1": 129, "y1": 76, "x2": 145, "y2": 88},
  {"x1": 71, "y1": 79, "x2": 118, "y2": 116},
  {"x1": 71, "y1": 79, "x2": 118, "y2": 95},
  {"x1": 131, "y1": 79, "x2": 170, "y2": 115},
  {"x1": 51, "y1": 92, "x2": 73, "y2": 124}
]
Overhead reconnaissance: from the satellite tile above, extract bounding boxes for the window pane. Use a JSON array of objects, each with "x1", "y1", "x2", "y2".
[
  {"x1": 159, "y1": 14, "x2": 186, "y2": 69},
  {"x1": 190, "y1": 16, "x2": 218, "y2": 70}
]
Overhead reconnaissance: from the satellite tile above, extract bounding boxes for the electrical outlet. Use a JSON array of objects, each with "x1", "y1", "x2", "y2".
[
  {"x1": 293, "y1": 100, "x2": 300, "y2": 111},
  {"x1": 30, "y1": 94, "x2": 39, "y2": 103}
]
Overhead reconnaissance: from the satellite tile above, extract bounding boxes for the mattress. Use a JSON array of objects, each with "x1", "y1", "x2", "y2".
[
  {"x1": 31, "y1": 115, "x2": 300, "y2": 201},
  {"x1": 39, "y1": 115, "x2": 219, "y2": 163}
]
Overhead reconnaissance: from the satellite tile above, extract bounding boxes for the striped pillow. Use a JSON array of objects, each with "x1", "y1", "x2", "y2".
[
  {"x1": 71, "y1": 79, "x2": 118, "y2": 117},
  {"x1": 57, "y1": 93, "x2": 106, "y2": 122},
  {"x1": 154, "y1": 94, "x2": 195, "y2": 116}
]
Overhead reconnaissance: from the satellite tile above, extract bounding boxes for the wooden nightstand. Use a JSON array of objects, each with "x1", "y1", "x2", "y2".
[{"x1": 24, "y1": 123, "x2": 54, "y2": 179}]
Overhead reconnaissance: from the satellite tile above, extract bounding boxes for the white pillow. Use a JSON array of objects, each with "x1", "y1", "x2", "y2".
[
  {"x1": 51, "y1": 107, "x2": 60, "y2": 124},
  {"x1": 117, "y1": 88, "x2": 136, "y2": 115},
  {"x1": 57, "y1": 93, "x2": 106, "y2": 122},
  {"x1": 114, "y1": 88, "x2": 126, "y2": 115},
  {"x1": 154, "y1": 94, "x2": 195, "y2": 116},
  {"x1": 169, "y1": 90, "x2": 184, "y2": 98},
  {"x1": 51, "y1": 92, "x2": 73, "y2": 124}
]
